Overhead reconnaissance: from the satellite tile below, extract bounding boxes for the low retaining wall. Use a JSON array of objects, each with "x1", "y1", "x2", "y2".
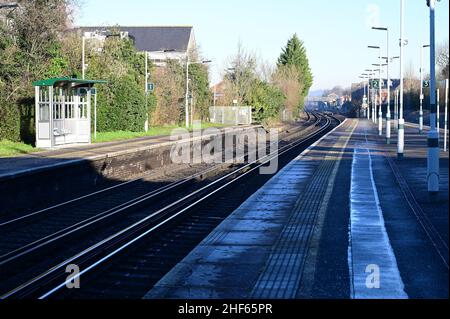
[{"x1": 0, "y1": 126, "x2": 266, "y2": 215}]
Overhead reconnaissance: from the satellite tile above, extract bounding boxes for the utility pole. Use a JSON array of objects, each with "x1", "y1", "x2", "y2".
[
  {"x1": 427, "y1": 0, "x2": 439, "y2": 194},
  {"x1": 398, "y1": 0, "x2": 406, "y2": 159}
]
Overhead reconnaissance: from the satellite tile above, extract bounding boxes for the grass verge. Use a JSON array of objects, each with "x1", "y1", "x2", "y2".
[
  {"x1": 93, "y1": 122, "x2": 229, "y2": 143},
  {"x1": 0, "y1": 140, "x2": 40, "y2": 158},
  {"x1": 0, "y1": 123, "x2": 231, "y2": 156}
]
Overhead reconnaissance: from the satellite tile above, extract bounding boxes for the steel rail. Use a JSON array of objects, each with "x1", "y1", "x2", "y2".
[{"x1": 0, "y1": 113, "x2": 319, "y2": 266}]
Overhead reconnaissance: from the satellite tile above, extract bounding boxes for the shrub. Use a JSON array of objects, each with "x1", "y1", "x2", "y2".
[
  {"x1": 0, "y1": 99, "x2": 21, "y2": 142},
  {"x1": 97, "y1": 75, "x2": 146, "y2": 132},
  {"x1": 246, "y1": 80, "x2": 285, "y2": 123}
]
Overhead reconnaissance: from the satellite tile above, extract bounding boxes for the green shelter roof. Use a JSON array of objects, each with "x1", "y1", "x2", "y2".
[{"x1": 32, "y1": 77, "x2": 107, "y2": 87}]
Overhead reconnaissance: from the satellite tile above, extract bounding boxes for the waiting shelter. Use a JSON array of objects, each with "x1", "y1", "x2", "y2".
[{"x1": 33, "y1": 77, "x2": 106, "y2": 148}]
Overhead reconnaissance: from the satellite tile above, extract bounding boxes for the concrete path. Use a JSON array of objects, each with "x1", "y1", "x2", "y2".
[{"x1": 143, "y1": 118, "x2": 448, "y2": 299}]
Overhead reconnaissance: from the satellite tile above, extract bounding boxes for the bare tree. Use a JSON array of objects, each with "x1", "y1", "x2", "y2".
[
  {"x1": 152, "y1": 60, "x2": 184, "y2": 125},
  {"x1": 257, "y1": 58, "x2": 274, "y2": 83},
  {"x1": 272, "y1": 65, "x2": 303, "y2": 114},
  {"x1": 404, "y1": 60, "x2": 419, "y2": 92},
  {"x1": 223, "y1": 41, "x2": 257, "y2": 105},
  {"x1": 437, "y1": 40, "x2": 449, "y2": 80}
]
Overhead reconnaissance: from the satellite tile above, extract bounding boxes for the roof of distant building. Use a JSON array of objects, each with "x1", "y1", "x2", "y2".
[{"x1": 74, "y1": 26, "x2": 193, "y2": 52}]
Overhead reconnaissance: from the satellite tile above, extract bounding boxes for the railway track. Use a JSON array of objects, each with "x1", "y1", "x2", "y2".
[{"x1": 0, "y1": 112, "x2": 339, "y2": 299}]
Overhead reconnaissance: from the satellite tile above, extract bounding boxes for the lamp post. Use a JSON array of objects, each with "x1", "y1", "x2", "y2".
[
  {"x1": 420, "y1": 44, "x2": 430, "y2": 133},
  {"x1": 427, "y1": 0, "x2": 439, "y2": 194},
  {"x1": 398, "y1": 0, "x2": 408, "y2": 160},
  {"x1": 359, "y1": 75, "x2": 369, "y2": 118},
  {"x1": 385, "y1": 56, "x2": 400, "y2": 130},
  {"x1": 373, "y1": 27, "x2": 392, "y2": 143},
  {"x1": 369, "y1": 45, "x2": 383, "y2": 135},
  {"x1": 365, "y1": 69, "x2": 375, "y2": 121}
]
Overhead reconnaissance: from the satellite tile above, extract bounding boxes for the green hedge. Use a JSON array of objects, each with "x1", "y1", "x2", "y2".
[
  {"x1": 97, "y1": 75, "x2": 147, "y2": 132},
  {"x1": 0, "y1": 100, "x2": 21, "y2": 142}
]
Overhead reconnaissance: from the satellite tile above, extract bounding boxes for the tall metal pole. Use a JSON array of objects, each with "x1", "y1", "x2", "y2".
[
  {"x1": 419, "y1": 46, "x2": 425, "y2": 133},
  {"x1": 398, "y1": 0, "x2": 405, "y2": 159},
  {"x1": 395, "y1": 89, "x2": 399, "y2": 130},
  {"x1": 444, "y1": 79, "x2": 448, "y2": 152},
  {"x1": 362, "y1": 80, "x2": 366, "y2": 118},
  {"x1": 82, "y1": 36, "x2": 85, "y2": 80},
  {"x1": 368, "y1": 72, "x2": 372, "y2": 121},
  {"x1": 373, "y1": 72, "x2": 376, "y2": 123},
  {"x1": 367, "y1": 80, "x2": 370, "y2": 120},
  {"x1": 397, "y1": 89, "x2": 400, "y2": 130},
  {"x1": 185, "y1": 55, "x2": 190, "y2": 128},
  {"x1": 371, "y1": 68, "x2": 375, "y2": 123},
  {"x1": 427, "y1": 0, "x2": 439, "y2": 194},
  {"x1": 378, "y1": 49, "x2": 383, "y2": 136},
  {"x1": 386, "y1": 30, "x2": 391, "y2": 144}
]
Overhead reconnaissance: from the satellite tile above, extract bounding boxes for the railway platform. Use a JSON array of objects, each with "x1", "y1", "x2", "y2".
[
  {"x1": 0, "y1": 125, "x2": 260, "y2": 180},
  {"x1": 144, "y1": 118, "x2": 449, "y2": 299}
]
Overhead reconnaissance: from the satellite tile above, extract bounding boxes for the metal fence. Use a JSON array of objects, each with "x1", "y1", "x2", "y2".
[{"x1": 209, "y1": 106, "x2": 252, "y2": 125}]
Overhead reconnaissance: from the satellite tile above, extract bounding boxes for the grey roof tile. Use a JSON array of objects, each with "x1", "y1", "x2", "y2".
[{"x1": 74, "y1": 26, "x2": 193, "y2": 52}]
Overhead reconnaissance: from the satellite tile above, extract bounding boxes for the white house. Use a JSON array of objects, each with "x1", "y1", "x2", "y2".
[{"x1": 74, "y1": 26, "x2": 196, "y2": 66}]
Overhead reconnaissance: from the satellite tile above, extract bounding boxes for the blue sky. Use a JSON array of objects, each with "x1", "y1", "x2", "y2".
[{"x1": 74, "y1": 0, "x2": 449, "y2": 91}]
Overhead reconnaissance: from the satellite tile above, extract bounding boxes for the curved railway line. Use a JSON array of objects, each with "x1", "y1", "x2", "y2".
[{"x1": 0, "y1": 112, "x2": 340, "y2": 299}]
